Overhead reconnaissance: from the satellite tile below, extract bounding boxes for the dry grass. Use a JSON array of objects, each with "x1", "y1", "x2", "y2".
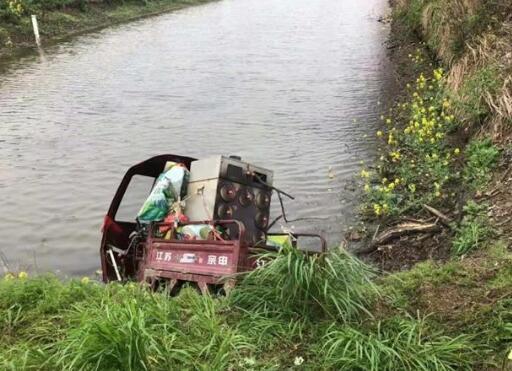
[
  {"x1": 419, "y1": 0, "x2": 483, "y2": 64},
  {"x1": 448, "y1": 22, "x2": 512, "y2": 138},
  {"x1": 397, "y1": 0, "x2": 512, "y2": 139}
]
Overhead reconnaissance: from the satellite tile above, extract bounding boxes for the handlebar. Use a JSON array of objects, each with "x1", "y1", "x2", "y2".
[{"x1": 267, "y1": 232, "x2": 326, "y2": 253}]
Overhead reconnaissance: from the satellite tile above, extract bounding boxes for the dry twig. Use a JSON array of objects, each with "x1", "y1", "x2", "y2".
[
  {"x1": 423, "y1": 204, "x2": 452, "y2": 227},
  {"x1": 356, "y1": 222, "x2": 440, "y2": 255}
]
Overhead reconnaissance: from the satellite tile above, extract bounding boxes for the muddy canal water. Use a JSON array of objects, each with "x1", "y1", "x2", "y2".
[{"x1": 0, "y1": 0, "x2": 392, "y2": 275}]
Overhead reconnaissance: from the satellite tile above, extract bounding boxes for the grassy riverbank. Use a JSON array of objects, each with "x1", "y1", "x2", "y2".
[
  {"x1": 356, "y1": 0, "x2": 512, "y2": 367},
  {"x1": 4, "y1": 248, "x2": 512, "y2": 369},
  {"x1": 0, "y1": 0, "x2": 212, "y2": 54},
  {"x1": 0, "y1": 249, "x2": 474, "y2": 370},
  {"x1": 356, "y1": 0, "x2": 510, "y2": 266}
]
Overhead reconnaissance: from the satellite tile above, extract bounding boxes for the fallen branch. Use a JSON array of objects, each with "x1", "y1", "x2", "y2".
[
  {"x1": 355, "y1": 222, "x2": 440, "y2": 255},
  {"x1": 422, "y1": 204, "x2": 452, "y2": 227},
  {"x1": 371, "y1": 222, "x2": 440, "y2": 246}
]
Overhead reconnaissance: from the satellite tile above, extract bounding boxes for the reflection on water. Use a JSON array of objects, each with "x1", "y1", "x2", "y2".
[{"x1": 0, "y1": 0, "x2": 391, "y2": 275}]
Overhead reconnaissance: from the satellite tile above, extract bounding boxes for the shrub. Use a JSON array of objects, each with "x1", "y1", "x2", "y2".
[{"x1": 0, "y1": 0, "x2": 28, "y2": 21}]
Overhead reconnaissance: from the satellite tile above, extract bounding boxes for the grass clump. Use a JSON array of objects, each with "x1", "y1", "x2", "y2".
[
  {"x1": 454, "y1": 65, "x2": 501, "y2": 123},
  {"x1": 321, "y1": 315, "x2": 472, "y2": 370},
  {"x1": 463, "y1": 138, "x2": 500, "y2": 189},
  {"x1": 0, "y1": 247, "x2": 474, "y2": 370},
  {"x1": 452, "y1": 200, "x2": 493, "y2": 256},
  {"x1": 230, "y1": 247, "x2": 378, "y2": 322}
]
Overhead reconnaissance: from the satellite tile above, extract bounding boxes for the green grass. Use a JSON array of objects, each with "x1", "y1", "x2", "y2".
[
  {"x1": 379, "y1": 243, "x2": 512, "y2": 368},
  {"x1": 463, "y1": 138, "x2": 500, "y2": 189},
  {"x1": 0, "y1": 247, "x2": 475, "y2": 370},
  {"x1": 230, "y1": 247, "x2": 378, "y2": 322},
  {"x1": 455, "y1": 65, "x2": 501, "y2": 123},
  {"x1": 394, "y1": 0, "x2": 426, "y2": 35},
  {"x1": 0, "y1": 0, "x2": 213, "y2": 50},
  {"x1": 451, "y1": 200, "x2": 493, "y2": 256},
  {"x1": 320, "y1": 315, "x2": 472, "y2": 371}
]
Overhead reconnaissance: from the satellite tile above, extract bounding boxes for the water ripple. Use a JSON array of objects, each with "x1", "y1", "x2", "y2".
[{"x1": 0, "y1": 0, "x2": 392, "y2": 275}]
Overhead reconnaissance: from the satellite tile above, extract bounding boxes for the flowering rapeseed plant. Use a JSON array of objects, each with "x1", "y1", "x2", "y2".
[
  {"x1": 6, "y1": 0, "x2": 25, "y2": 17},
  {"x1": 362, "y1": 68, "x2": 460, "y2": 216},
  {"x1": 18, "y1": 271, "x2": 28, "y2": 279}
]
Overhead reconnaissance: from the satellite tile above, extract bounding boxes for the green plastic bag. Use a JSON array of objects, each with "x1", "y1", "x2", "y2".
[{"x1": 137, "y1": 163, "x2": 189, "y2": 222}]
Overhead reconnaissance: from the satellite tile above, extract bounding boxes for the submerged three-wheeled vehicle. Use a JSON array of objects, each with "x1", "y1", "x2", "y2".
[{"x1": 100, "y1": 154, "x2": 325, "y2": 294}]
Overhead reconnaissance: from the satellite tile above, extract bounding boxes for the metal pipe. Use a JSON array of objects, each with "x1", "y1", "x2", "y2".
[{"x1": 108, "y1": 249, "x2": 122, "y2": 281}]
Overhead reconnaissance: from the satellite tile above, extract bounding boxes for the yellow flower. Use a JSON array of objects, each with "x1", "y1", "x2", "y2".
[
  {"x1": 390, "y1": 151, "x2": 401, "y2": 162},
  {"x1": 18, "y1": 271, "x2": 28, "y2": 279},
  {"x1": 373, "y1": 204, "x2": 382, "y2": 216},
  {"x1": 385, "y1": 118, "x2": 392, "y2": 125},
  {"x1": 81, "y1": 277, "x2": 90, "y2": 285},
  {"x1": 454, "y1": 148, "x2": 460, "y2": 155},
  {"x1": 376, "y1": 130, "x2": 383, "y2": 137},
  {"x1": 360, "y1": 169, "x2": 370, "y2": 178},
  {"x1": 3, "y1": 273, "x2": 15, "y2": 281},
  {"x1": 364, "y1": 184, "x2": 371, "y2": 192},
  {"x1": 433, "y1": 68, "x2": 443, "y2": 81}
]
